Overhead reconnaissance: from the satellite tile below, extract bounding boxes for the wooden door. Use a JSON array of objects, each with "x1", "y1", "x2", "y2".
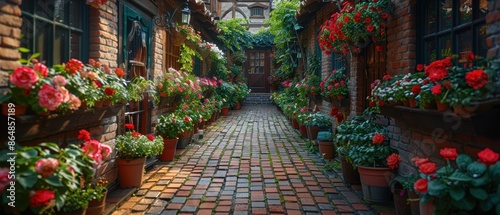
[
  {"x1": 245, "y1": 49, "x2": 271, "y2": 93},
  {"x1": 362, "y1": 42, "x2": 386, "y2": 109}
]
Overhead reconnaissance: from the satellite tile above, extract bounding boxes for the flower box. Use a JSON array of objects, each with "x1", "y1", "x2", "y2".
[
  {"x1": 0, "y1": 103, "x2": 124, "y2": 142},
  {"x1": 379, "y1": 98, "x2": 500, "y2": 139}
]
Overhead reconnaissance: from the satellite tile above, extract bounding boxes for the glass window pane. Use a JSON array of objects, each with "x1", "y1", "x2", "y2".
[
  {"x1": 439, "y1": 0, "x2": 452, "y2": 30},
  {"x1": 478, "y1": 0, "x2": 488, "y2": 19},
  {"x1": 70, "y1": 32, "x2": 81, "y2": 60},
  {"x1": 35, "y1": 20, "x2": 52, "y2": 64},
  {"x1": 21, "y1": 1, "x2": 34, "y2": 14},
  {"x1": 54, "y1": 0, "x2": 68, "y2": 24},
  {"x1": 20, "y1": 17, "x2": 34, "y2": 59},
  {"x1": 477, "y1": 24, "x2": 488, "y2": 57},
  {"x1": 459, "y1": 0, "x2": 472, "y2": 24},
  {"x1": 456, "y1": 29, "x2": 472, "y2": 55},
  {"x1": 54, "y1": 27, "x2": 68, "y2": 64},
  {"x1": 36, "y1": 1, "x2": 54, "y2": 20},
  {"x1": 439, "y1": 35, "x2": 452, "y2": 58},
  {"x1": 70, "y1": 1, "x2": 82, "y2": 28},
  {"x1": 425, "y1": 39, "x2": 436, "y2": 63},
  {"x1": 425, "y1": 0, "x2": 437, "y2": 34}
]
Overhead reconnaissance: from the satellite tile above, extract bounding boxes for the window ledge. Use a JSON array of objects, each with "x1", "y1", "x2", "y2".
[
  {"x1": 1, "y1": 104, "x2": 125, "y2": 142},
  {"x1": 379, "y1": 99, "x2": 500, "y2": 140}
]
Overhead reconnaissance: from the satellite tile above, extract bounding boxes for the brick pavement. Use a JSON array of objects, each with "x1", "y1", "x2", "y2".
[{"x1": 112, "y1": 105, "x2": 389, "y2": 215}]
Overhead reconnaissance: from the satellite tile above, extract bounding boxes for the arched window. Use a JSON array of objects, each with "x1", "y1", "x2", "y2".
[{"x1": 418, "y1": 0, "x2": 488, "y2": 64}]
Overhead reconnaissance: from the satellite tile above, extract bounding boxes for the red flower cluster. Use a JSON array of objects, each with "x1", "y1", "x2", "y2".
[
  {"x1": 65, "y1": 58, "x2": 84, "y2": 75},
  {"x1": 125, "y1": 123, "x2": 135, "y2": 130},
  {"x1": 424, "y1": 57, "x2": 451, "y2": 82},
  {"x1": 386, "y1": 153, "x2": 401, "y2": 169},
  {"x1": 29, "y1": 190, "x2": 55, "y2": 208},
  {"x1": 465, "y1": 69, "x2": 488, "y2": 90},
  {"x1": 372, "y1": 133, "x2": 385, "y2": 144}
]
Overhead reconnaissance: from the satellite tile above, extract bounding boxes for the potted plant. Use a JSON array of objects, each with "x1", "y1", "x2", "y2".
[
  {"x1": 0, "y1": 142, "x2": 95, "y2": 214},
  {"x1": 391, "y1": 175, "x2": 420, "y2": 215},
  {"x1": 178, "y1": 24, "x2": 201, "y2": 50},
  {"x1": 304, "y1": 111, "x2": 332, "y2": 140},
  {"x1": 317, "y1": 131, "x2": 335, "y2": 160},
  {"x1": 156, "y1": 112, "x2": 193, "y2": 159},
  {"x1": 102, "y1": 68, "x2": 128, "y2": 105},
  {"x1": 413, "y1": 147, "x2": 500, "y2": 215},
  {"x1": 115, "y1": 124, "x2": 164, "y2": 188},
  {"x1": 321, "y1": 67, "x2": 349, "y2": 101}
]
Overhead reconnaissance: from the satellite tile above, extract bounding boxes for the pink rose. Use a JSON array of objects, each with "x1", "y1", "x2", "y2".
[
  {"x1": 52, "y1": 75, "x2": 67, "y2": 86},
  {"x1": 69, "y1": 95, "x2": 81, "y2": 110},
  {"x1": 33, "y1": 63, "x2": 48, "y2": 77},
  {"x1": 38, "y1": 84, "x2": 63, "y2": 111},
  {"x1": 0, "y1": 168, "x2": 11, "y2": 192},
  {"x1": 35, "y1": 158, "x2": 59, "y2": 177},
  {"x1": 10, "y1": 67, "x2": 39, "y2": 89},
  {"x1": 82, "y1": 140, "x2": 101, "y2": 157},
  {"x1": 30, "y1": 190, "x2": 55, "y2": 208},
  {"x1": 100, "y1": 144, "x2": 112, "y2": 159}
]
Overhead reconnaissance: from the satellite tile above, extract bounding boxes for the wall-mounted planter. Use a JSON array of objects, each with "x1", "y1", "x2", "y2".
[
  {"x1": 379, "y1": 99, "x2": 500, "y2": 139},
  {"x1": 0, "y1": 104, "x2": 124, "y2": 142}
]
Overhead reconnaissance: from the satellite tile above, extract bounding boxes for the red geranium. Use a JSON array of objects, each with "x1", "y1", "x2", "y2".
[
  {"x1": 131, "y1": 131, "x2": 141, "y2": 138},
  {"x1": 115, "y1": 68, "x2": 125, "y2": 78},
  {"x1": 430, "y1": 84, "x2": 442, "y2": 96},
  {"x1": 465, "y1": 69, "x2": 488, "y2": 89},
  {"x1": 147, "y1": 134, "x2": 155, "y2": 141},
  {"x1": 125, "y1": 123, "x2": 135, "y2": 130},
  {"x1": 29, "y1": 190, "x2": 55, "y2": 208},
  {"x1": 104, "y1": 87, "x2": 115, "y2": 96},
  {"x1": 411, "y1": 85, "x2": 421, "y2": 95},
  {"x1": 65, "y1": 58, "x2": 84, "y2": 75},
  {"x1": 78, "y1": 129, "x2": 91, "y2": 141},
  {"x1": 418, "y1": 162, "x2": 437, "y2": 175}
]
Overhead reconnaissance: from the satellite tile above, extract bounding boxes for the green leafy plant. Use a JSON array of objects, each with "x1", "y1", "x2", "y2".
[
  {"x1": 115, "y1": 124, "x2": 164, "y2": 159},
  {"x1": 156, "y1": 112, "x2": 194, "y2": 139},
  {"x1": 413, "y1": 147, "x2": 500, "y2": 214},
  {"x1": 304, "y1": 112, "x2": 332, "y2": 128}
]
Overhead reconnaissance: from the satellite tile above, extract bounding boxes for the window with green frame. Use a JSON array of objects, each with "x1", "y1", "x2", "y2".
[
  {"x1": 21, "y1": 0, "x2": 87, "y2": 66},
  {"x1": 418, "y1": 0, "x2": 488, "y2": 64}
]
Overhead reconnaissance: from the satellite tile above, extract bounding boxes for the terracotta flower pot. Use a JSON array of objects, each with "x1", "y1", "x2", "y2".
[
  {"x1": 408, "y1": 98, "x2": 417, "y2": 108},
  {"x1": 2, "y1": 103, "x2": 27, "y2": 116},
  {"x1": 357, "y1": 166, "x2": 394, "y2": 203},
  {"x1": 435, "y1": 100, "x2": 449, "y2": 112},
  {"x1": 159, "y1": 138, "x2": 178, "y2": 161},
  {"x1": 339, "y1": 156, "x2": 361, "y2": 185},
  {"x1": 116, "y1": 157, "x2": 146, "y2": 188},
  {"x1": 234, "y1": 101, "x2": 242, "y2": 110},
  {"x1": 221, "y1": 107, "x2": 230, "y2": 116},
  {"x1": 292, "y1": 119, "x2": 299, "y2": 129},
  {"x1": 299, "y1": 124, "x2": 308, "y2": 137},
  {"x1": 85, "y1": 189, "x2": 107, "y2": 215},
  {"x1": 318, "y1": 141, "x2": 335, "y2": 160},
  {"x1": 306, "y1": 126, "x2": 322, "y2": 140}
]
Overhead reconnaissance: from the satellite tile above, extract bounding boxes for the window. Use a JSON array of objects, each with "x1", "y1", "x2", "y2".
[
  {"x1": 251, "y1": 7, "x2": 263, "y2": 17},
  {"x1": 418, "y1": 0, "x2": 488, "y2": 64},
  {"x1": 21, "y1": 0, "x2": 86, "y2": 66},
  {"x1": 249, "y1": 52, "x2": 265, "y2": 74}
]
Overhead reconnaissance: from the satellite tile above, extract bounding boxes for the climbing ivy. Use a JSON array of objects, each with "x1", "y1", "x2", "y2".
[
  {"x1": 217, "y1": 18, "x2": 253, "y2": 52},
  {"x1": 178, "y1": 44, "x2": 201, "y2": 73},
  {"x1": 267, "y1": 0, "x2": 302, "y2": 79}
]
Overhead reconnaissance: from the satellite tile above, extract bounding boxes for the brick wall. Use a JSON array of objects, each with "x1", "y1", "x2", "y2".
[
  {"x1": 487, "y1": 0, "x2": 500, "y2": 61},
  {"x1": 0, "y1": 0, "x2": 22, "y2": 95},
  {"x1": 89, "y1": 0, "x2": 119, "y2": 68}
]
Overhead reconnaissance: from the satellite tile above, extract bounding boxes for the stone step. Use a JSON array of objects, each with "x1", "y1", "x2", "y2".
[{"x1": 243, "y1": 93, "x2": 274, "y2": 105}]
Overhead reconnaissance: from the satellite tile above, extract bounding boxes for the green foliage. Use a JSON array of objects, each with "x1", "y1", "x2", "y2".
[
  {"x1": 304, "y1": 112, "x2": 332, "y2": 128},
  {"x1": 217, "y1": 18, "x2": 253, "y2": 52},
  {"x1": 179, "y1": 44, "x2": 201, "y2": 73},
  {"x1": 127, "y1": 76, "x2": 157, "y2": 102},
  {"x1": 267, "y1": 0, "x2": 302, "y2": 78},
  {"x1": 250, "y1": 28, "x2": 274, "y2": 47},
  {"x1": 115, "y1": 131, "x2": 164, "y2": 159},
  {"x1": 156, "y1": 112, "x2": 194, "y2": 139}
]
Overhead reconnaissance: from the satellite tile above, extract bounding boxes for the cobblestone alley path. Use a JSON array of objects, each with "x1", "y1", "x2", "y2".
[{"x1": 112, "y1": 105, "x2": 383, "y2": 215}]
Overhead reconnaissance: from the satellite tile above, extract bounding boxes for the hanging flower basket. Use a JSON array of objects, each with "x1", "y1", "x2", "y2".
[
  {"x1": 171, "y1": 29, "x2": 186, "y2": 46},
  {"x1": 86, "y1": 0, "x2": 108, "y2": 8}
]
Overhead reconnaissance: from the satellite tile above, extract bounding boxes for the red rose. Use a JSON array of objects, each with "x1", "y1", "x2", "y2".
[
  {"x1": 416, "y1": 64, "x2": 425, "y2": 72},
  {"x1": 418, "y1": 162, "x2": 436, "y2": 175},
  {"x1": 0, "y1": 168, "x2": 11, "y2": 192},
  {"x1": 78, "y1": 129, "x2": 91, "y2": 141},
  {"x1": 383, "y1": 74, "x2": 391, "y2": 80},
  {"x1": 366, "y1": 25, "x2": 375, "y2": 32},
  {"x1": 336, "y1": 112, "x2": 344, "y2": 123},
  {"x1": 125, "y1": 123, "x2": 135, "y2": 130},
  {"x1": 372, "y1": 133, "x2": 385, "y2": 144},
  {"x1": 375, "y1": 45, "x2": 383, "y2": 52},
  {"x1": 147, "y1": 134, "x2": 155, "y2": 141},
  {"x1": 30, "y1": 190, "x2": 55, "y2": 208},
  {"x1": 386, "y1": 153, "x2": 401, "y2": 169},
  {"x1": 10, "y1": 66, "x2": 39, "y2": 89},
  {"x1": 35, "y1": 158, "x2": 59, "y2": 178},
  {"x1": 431, "y1": 84, "x2": 442, "y2": 96},
  {"x1": 440, "y1": 147, "x2": 458, "y2": 161},
  {"x1": 411, "y1": 85, "x2": 421, "y2": 95},
  {"x1": 33, "y1": 62, "x2": 48, "y2": 77},
  {"x1": 465, "y1": 69, "x2": 488, "y2": 89},
  {"x1": 104, "y1": 87, "x2": 115, "y2": 96},
  {"x1": 412, "y1": 157, "x2": 429, "y2": 166},
  {"x1": 414, "y1": 179, "x2": 428, "y2": 194},
  {"x1": 381, "y1": 12, "x2": 388, "y2": 19},
  {"x1": 38, "y1": 84, "x2": 63, "y2": 111},
  {"x1": 477, "y1": 148, "x2": 499, "y2": 166}
]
